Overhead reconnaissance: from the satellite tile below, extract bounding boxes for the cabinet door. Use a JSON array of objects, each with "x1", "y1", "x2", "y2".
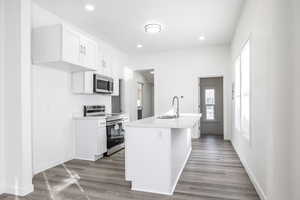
[
  {"x1": 84, "y1": 72, "x2": 94, "y2": 94},
  {"x1": 112, "y1": 78, "x2": 119, "y2": 96},
  {"x1": 72, "y1": 71, "x2": 94, "y2": 94},
  {"x1": 102, "y1": 52, "x2": 112, "y2": 76},
  {"x1": 80, "y1": 37, "x2": 97, "y2": 70},
  {"x1": 96, "y1": 48, "x2": 104, "y2": 74},
  {"x1": 85, "y1": 39, "x2": 97, "y2": 70},
  {"x1": 111, "y1": 58, "x2": 120, "y2": 96},
  {"x1": 62, "y1": 27, "x2": 80, "y2": 65}
]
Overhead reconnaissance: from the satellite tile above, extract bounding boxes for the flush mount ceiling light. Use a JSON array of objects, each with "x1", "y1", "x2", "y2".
[
  {"x1": 144, "y1": 24, "x2": 162, "y2": 34},
  {"x1": 137, "y1": 44, "x2": 143, "y2": 48},
  {"x1": 198, "y1": 36, "x2": 206, "y2": 41},
  {"x1": 85, "y1": 4, "x2": 95, "y2": 11},
  {"x1": 150, "y1": 71, "x2": 154, "y2": 74}
]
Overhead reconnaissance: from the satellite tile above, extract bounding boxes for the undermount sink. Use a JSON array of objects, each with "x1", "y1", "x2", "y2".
[{"x1": 157, "y1": 115, "x2": 178, "y2": 119}]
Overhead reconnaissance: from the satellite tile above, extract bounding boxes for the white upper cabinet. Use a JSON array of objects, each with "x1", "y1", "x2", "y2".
[{"x1": 32, "y1": 24, "x2": 98, "y2": 72}]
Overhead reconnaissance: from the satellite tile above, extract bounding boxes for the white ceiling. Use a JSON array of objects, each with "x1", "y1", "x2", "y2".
[{"x1": 33, "y1": 0, "x2": 244, "y2": 53}]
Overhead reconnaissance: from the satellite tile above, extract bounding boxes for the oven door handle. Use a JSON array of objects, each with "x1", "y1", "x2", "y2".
[
  {"x1": 106, "y1": 121, "x2": 122, "y2": 126},
  {"x1": 109, "y1": 135, "x2": 124, "y2": 139}
]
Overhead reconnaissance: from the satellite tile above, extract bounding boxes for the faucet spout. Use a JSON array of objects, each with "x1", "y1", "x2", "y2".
[{"x1": 172, "y1": 96, "x2": 180, "y2": 118}]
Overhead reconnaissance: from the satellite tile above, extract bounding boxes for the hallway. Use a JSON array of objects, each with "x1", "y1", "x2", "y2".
[{"x1": 0, "y1": 136, "x2": 259, "y2": 200}]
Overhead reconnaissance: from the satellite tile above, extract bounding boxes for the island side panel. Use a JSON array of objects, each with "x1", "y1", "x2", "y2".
[
  {"x1": 191, "y1": 120, "x2": 201, "y2": 139},
  {"x1": 125, "y1": 126, "x2": 172, "y2": 195},
  {"x1": 170, "y1": 128, "x2": 192, "y2": 193}
]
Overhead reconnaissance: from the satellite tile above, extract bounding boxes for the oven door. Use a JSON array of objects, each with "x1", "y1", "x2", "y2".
[
  {"x1": 94, "y1": 75, "x2": 110, "y2": 93},
  {"x1": 106, "y1": 120, "x2": 125, "y2": 149}
]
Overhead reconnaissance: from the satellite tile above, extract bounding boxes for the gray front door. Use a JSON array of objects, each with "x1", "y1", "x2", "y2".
[{"x1": 200, "y1": 77, "x2": 224, "y2": 136}]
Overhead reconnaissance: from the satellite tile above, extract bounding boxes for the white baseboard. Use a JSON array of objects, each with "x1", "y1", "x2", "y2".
[
  {"x1": 5, "y1": 183, "x2": 34, "y2": 196},
  {"x1": 231, "y1": 143, "x2": 267, "y2": 200},
  {"x1": 74, "y1": 156, "x2": 96, "y2": 162},
  {"x1": 34, "y1": 156, "x2": 73, "y2": 175},
  {"x1": 131, "y1": 187, "x2": 173, "y2": 196},
  {"x1": 0, "y1": 183, "x2": 4, "y2": 195},
  {"x1": 170, "y1": 147, "x2": 192, "y2": 194},
  {"x1": 74, "y1": 154, "x2": 103, "y2": 162}
]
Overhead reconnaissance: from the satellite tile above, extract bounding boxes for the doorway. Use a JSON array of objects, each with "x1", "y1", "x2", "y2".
[
  {"x1": 199, "y1": 77, "x2": 224, "y2": 136},
  {"x1": 134, "y1": 69, "x2": 155, "y2": 120},
  {"x1": 137, "y1": 82, "x2": 144, "y2": 119}
]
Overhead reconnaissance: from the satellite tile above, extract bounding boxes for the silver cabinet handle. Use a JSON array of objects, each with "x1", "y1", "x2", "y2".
[
  {"x1": 79, "y1": 44, "x2": 83, "y2": 54},
  {"x1": 83, "y1": 46, "x2": 86, "y2": 55},
  {"x1": 79, "y1": 44, "x2": 86, "y2": 55}
]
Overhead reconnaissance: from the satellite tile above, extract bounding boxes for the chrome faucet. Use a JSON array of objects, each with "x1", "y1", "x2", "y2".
[{"x1": 172, "y1": 96, "x2": 180, "y2": 118}]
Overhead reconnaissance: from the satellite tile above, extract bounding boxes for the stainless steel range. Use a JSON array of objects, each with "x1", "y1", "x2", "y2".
[{"x1": 83, "y1": 105, "x2": 125, "y2": 156}]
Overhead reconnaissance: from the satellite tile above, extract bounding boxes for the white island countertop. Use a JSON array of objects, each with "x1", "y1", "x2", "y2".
[{"x1": 126, "y1": 113, "x2": 201, "y2": 129}]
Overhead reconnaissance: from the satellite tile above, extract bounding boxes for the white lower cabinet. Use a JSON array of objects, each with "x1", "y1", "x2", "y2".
[{"x1": 74, "y1": 118, "x2": 107, "y2": 161}]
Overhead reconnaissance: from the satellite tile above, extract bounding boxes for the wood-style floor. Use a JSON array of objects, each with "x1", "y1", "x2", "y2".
[{"x1": 0, "y1": 136, "x2": 260, "y2": 200}]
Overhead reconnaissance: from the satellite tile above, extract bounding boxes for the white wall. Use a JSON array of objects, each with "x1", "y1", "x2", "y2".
[
  {"x1": 2, "y1": 0, "x2": 33, "y2": 195},
  {"x1": 230, "y1": 1, "x2": 272, "y2": 199},
  {"x1": 32, "y1": 66, "x2": 112, "y2": 173},
  {"x1": 231, "y1": 0, "x2": 295, "y2": 199},
  {"x1": 128, "y1": 46, "x2": 231, "y2": 139},
  {"x1": 0, "y1": 0, "x2": 5, "y2": 194},
  {"x1": 31, "y1": 4, "x2": 128, "y2": 174},
  {"x1": 291, "y1": 0, "x2": 300, "y2": 199},
  {"x1": 268, "y1": 1, "x2": 293, "y2": 199}
]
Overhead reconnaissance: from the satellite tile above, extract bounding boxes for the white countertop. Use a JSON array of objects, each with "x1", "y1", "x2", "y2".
[
  {"x1": 73, "y1": 113, "x2": 129, "y2": 120},
  {"x1": 126, "y1": 113, "x2": 202, "y2": 129},
  {"x1": 73, "y1": 116, "x2": 107, "y2": 120}
]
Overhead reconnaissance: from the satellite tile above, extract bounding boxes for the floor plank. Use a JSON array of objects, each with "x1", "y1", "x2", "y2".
[{"x1": 0, "y1": 135, "x2": 260, "y2": 200}]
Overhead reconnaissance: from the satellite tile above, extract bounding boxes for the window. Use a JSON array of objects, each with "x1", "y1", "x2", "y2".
[
  {"x1": 234, "y1": 39, "x2": 251, "y2": 140},
  {"x1": 240, "y1": 40, "x2": 251, "y2": 139},
  {"x1": 205, "y1": 89, "x2": 215, "y2": 104},
  {"x1": 234, "y1": 57, "x2": 241, "y2": 131},
  {"x1": 137, "y1": 82, "x2": 143, "y2": 107},
  {"x1": 205, "y1": 88, "x2": 216, "y2": 120}
]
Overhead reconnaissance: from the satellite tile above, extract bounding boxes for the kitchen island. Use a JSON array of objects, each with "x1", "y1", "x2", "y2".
[{"x1": 125, "y1": 113, "x2": 201, "y2": 195}]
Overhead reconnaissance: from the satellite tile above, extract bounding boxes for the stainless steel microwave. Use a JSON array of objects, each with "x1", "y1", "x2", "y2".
[{"x1": 93, "y1": 74, "x2": 114, "y2": 94}]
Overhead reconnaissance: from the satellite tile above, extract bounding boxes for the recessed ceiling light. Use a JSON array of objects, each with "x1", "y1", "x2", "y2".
[
  {"x1": 85, "y1": 4, "x2": 95, "y2": 12},
  {"x1": 137, "y1": 44, "x2": 143, "y2": 48},
  {"x1": 150, "y1": 71, "x2": 154, "y2": 74},
  {"x1": 144, "y1": 24, "x2": 162, "y2": 34},
  {"x1": 199, "y1": 36, "x2": 206, "y2": 41}
]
